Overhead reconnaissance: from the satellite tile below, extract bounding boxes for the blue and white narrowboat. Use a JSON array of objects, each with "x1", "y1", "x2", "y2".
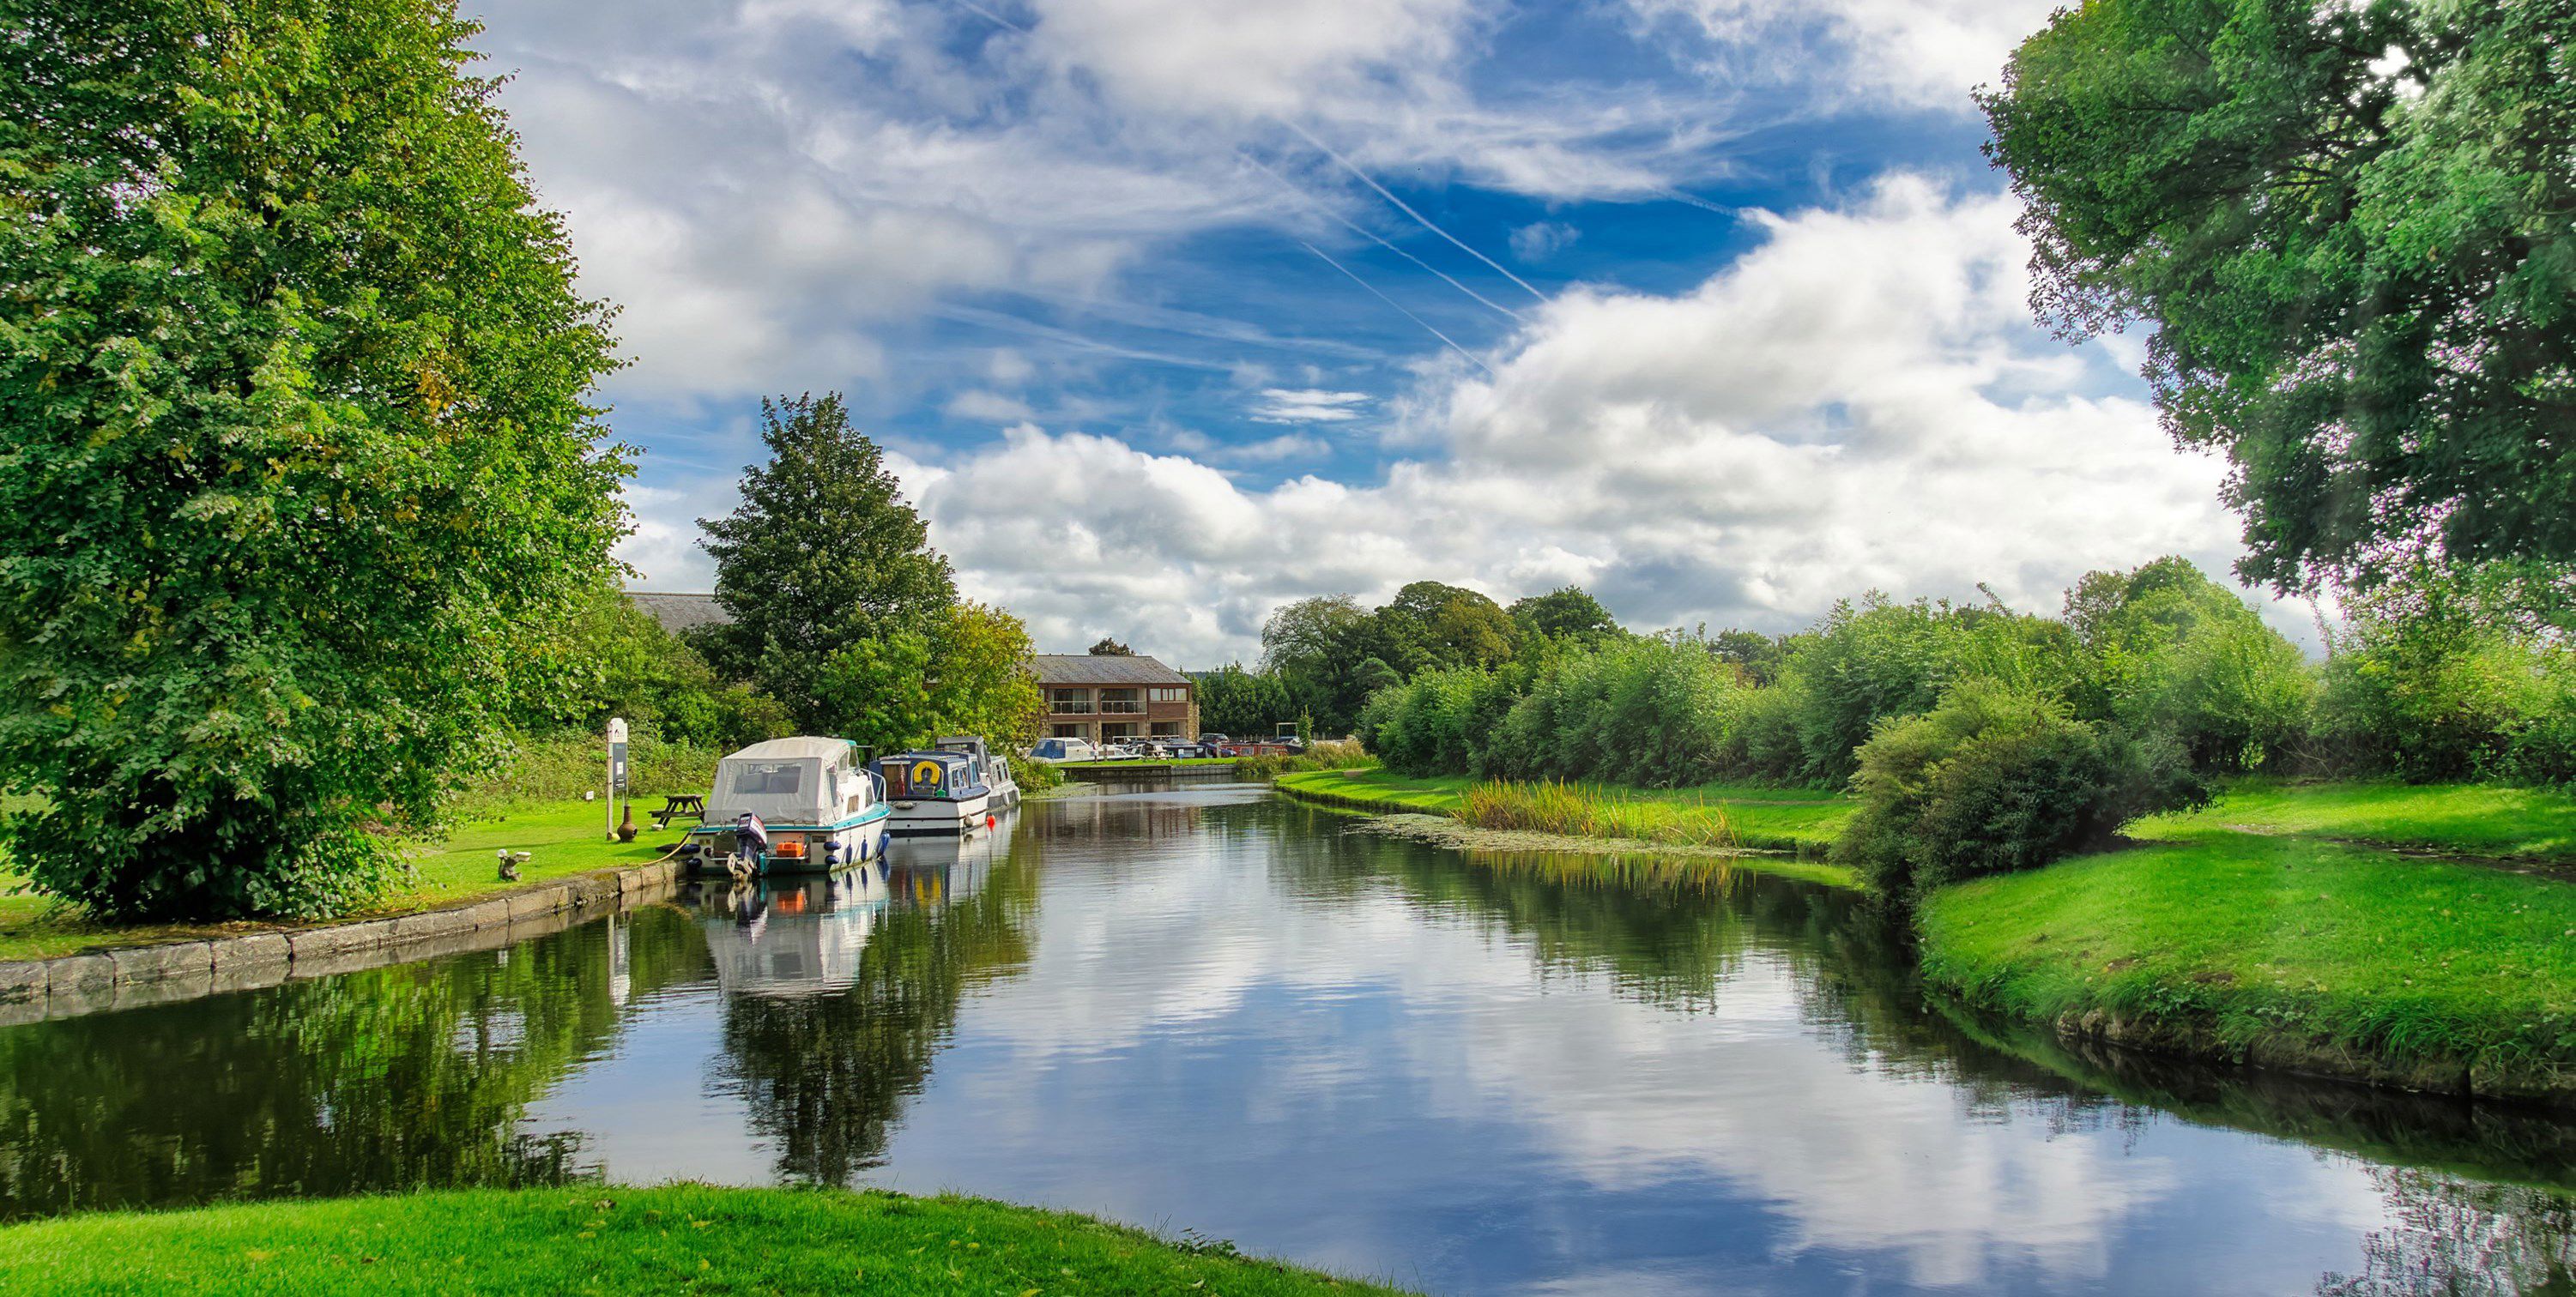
[
  {"x1": 873, "y1": 748, "x2": 992, "y2": 836},
  {"x1": 680, "y1": 737, "x2": 890, "y2": 877},
  {"x1": 934, "y1": 734, "x2": 1020, "y2": 809}
]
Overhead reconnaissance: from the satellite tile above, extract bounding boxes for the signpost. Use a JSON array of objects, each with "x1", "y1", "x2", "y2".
[{"x1": 606, "y1": 717, "x2": 629, "y2": 842}]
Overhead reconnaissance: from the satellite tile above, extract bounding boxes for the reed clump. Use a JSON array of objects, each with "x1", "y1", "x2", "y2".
[{"x1": 1458, "y1": 780, "x2": 1737, "y2": 849}]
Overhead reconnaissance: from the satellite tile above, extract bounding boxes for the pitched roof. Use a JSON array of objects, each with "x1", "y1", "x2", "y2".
[
  {"x1": 1030, "y1": 654, "x2": 1192, "y2": 685},
  {"x1": 628, "y1": 591, "x2": 730, "y2": 634}
]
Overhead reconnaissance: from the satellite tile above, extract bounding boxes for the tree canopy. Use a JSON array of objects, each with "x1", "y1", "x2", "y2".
[
  {"x1": 700, "y1": 393, "x2": 1036, "y2": 751},
  {"x1": 1509, "y1": 587, "x2": 1624, "y2": 644},
  {"x1": 1982, "y1": 0, "x2": 2576, "y2": 594},
  {"x1": 0, "y1": 0, "x2": 627, "y2": 919},
  {"x1": 698, "y1": 393, "x2": 956, "y2": 733}
]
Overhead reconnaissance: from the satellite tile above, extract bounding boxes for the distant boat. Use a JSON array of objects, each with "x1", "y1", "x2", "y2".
[
  {"x1": 935, "y1": 734, "x2": 1021, "y2": 809},
  {"x1": 680, "y1": 737, "x2": 891, "y2": 877},
  {"x1": 873, "y1": 747, "x2": 993, "y2": 836}
]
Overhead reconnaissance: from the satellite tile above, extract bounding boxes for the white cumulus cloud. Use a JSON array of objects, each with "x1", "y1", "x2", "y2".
[{"x1": 862, "y1": 178, "x2": 2268, "y2": 667}]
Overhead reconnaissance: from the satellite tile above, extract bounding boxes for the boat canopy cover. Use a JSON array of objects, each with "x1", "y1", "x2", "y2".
[{"x1": 704, "y1": 737, "x2": 870, "y2": 826}]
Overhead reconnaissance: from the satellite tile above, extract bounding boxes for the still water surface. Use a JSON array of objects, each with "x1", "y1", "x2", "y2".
[{"x1": 3, "y1": 785, "x2": 2573, "y2": 1294}]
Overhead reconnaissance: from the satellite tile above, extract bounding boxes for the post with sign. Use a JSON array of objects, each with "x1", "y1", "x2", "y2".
[{"x1": 606, "y1": 717, "x2": 630, "y2": 842}]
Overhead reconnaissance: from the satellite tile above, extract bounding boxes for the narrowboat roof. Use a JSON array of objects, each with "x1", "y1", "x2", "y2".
[{"x1": 876, "y1": 749, "x2": 972, "y2": 763}]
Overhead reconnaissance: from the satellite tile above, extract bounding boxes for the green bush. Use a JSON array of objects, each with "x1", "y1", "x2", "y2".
[
  {"x1": 2065, "y1": 558, "x2": 2317, "y2": 772},
  {"x1": 522, "y1": 588, "x2": 791, "y2": 751},
  {"x1": 1360, "y1": 667, "x2": 1513, "y2": 776},
  {"x1": 1834, "y1": 682, "x2": 2204, "y2": 898},
  {"x1": 1776, "y1": 596, "x2": 2089, "y2": 785},
  {"x1": 2317, "y1": 568, "x2": 2575, "y2": 786}
]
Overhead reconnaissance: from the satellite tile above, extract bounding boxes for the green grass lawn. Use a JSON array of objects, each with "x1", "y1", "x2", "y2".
[
  {"x1": 0, "y1": 1185, "x2": 1410, "y2": 1295},
  {"x1": 2138, "y1": 778, "x2": 2576, "y2": 860},
  {"x1": 1273, "y1": 768, "x2": 1856, "y2": 851},
  {"x1": 0, "y1": 800, "x2": 680, "y2": 962},
  {"x1": 1920, "y1": 781, "x2": 2576, "y2": 1099}
]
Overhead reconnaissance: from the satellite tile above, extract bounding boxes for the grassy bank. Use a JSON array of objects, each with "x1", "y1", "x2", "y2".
[
  {"x1": 1273, "y1": 768, "x2": 1856, "y2": 853},
  {"x1": 1919, "y1": 781, "x2": 2576, "y2": 1102},
  {"x1": 0, "y1": 800, "x2": 680, "y2": 962},
  {"x1": 0, "y1": 1185, "x2": 1407, "y2": 1295}
]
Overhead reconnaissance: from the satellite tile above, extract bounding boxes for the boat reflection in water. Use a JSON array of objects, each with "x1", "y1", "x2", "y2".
[
  {"x1": 686, "y1": 808, "x2": 1020, "y2": 1002},
  {"x1": 882, "y1": 808, "x2": 1014, "y2": 910},
  {"x1": 693, "y1": 866, "x2": 892, "y2": 999}
]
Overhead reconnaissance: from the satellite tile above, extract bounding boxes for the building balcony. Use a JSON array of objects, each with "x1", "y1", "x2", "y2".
[
  {"x1": 1049, "y1": 701, "x2": 1095, "y2": 715},
  {"x1": 1096, "y1": 701, "x2": 1145, "y2": 714}
]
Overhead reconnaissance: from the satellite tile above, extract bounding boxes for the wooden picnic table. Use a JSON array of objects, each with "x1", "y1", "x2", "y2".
[{"x1": 651, "y1": 793, "x2": 706, "y2": 829}]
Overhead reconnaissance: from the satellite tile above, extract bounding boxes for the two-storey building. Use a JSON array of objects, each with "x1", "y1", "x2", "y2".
[{"x1": 1031, "y1": 655, "x2": 1197, "y2": 745}]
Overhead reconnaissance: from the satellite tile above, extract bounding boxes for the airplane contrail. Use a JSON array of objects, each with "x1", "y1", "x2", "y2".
[
  {"x1": 1297, "y1": 240, "x2": 1496, "y2": 377},
  {"x1": 1278, "y1": 119, "x2": 1549, "y2": 302},
  {"x1": 1243, "y1": 153, "x2": 1524, "y2": 323},
  {"x1": 943, "y1": 0, "x2": 1027, "y2": 34}
]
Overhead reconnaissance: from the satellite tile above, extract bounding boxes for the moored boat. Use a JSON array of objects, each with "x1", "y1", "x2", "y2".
[
  {"x1": 679, "y1": 737, "x2": 890, "y2": 878},
  {"x1": 935, "y1": 734, "x2": 1021, "y2": 808},
  {"x1": 873, "y1": 747, "x2": 992, "y2": 836}
]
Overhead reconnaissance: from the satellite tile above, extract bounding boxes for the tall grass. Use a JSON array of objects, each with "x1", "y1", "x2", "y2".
[
  {"x1": 1457, "y1": 780, "x2": 1738, "y2": 849},
  {"x1": 1237, "y1": 739, "x2": 1373, "y2": 781},
  {"x1": 453, "y1": 733, "x2": 725, "y2": 816}
]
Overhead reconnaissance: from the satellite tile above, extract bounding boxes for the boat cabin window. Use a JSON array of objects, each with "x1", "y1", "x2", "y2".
[{"x1": 733, "y1": 763, "x2": 804, "y2": 796}]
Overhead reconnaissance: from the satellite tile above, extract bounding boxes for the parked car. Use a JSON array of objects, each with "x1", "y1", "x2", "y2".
[{"x1": 1027, "y1": 737, "x2": 1099, "y2": 763}]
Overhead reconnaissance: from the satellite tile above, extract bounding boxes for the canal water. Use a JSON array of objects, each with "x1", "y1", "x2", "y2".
[{"x1": 3, "y1": 784, "x2": 2571, "y2": 1294}]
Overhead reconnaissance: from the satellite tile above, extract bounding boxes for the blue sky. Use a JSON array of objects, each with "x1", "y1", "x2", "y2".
[{"x1": 469, "y1": 0, "x2": 2283, "y2": 665}]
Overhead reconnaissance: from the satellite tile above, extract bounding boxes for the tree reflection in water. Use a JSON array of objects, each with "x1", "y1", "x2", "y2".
[
  {"x1": 2321, "y1": 1167, "x2": 2576, "y2": 1296},
  {"x1": 1273, "y1": 799, "x2": 2576, "y2": 1294},
  {"x1": 707, "y1": 833, "x2": 1037, "y2": 1185},
  {"x1": 0, "y1": 908, "x2": 708, "y2": 1217}
]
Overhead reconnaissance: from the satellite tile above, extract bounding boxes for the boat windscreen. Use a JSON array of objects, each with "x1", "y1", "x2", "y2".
[
  {"x1": 708, "y1": 759, "x2": 833, "y2": 823},
  {"x1": 732, "y1": 763, "x2": 802, "y2": 796}
]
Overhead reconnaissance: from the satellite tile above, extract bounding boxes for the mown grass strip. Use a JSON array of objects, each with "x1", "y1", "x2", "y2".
[
  {"x1": 0, "y1": 801, "x2": 675, "y2": 962},
  {"x1": 0, "y1": 1185, "x2": 1411, "y2": 1295}
]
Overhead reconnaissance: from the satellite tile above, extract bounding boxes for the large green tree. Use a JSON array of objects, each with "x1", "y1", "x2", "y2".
[
  {"x1": 1378, "y1": 581, "x2": 1520, "y2": 674},
  {"x1": 1983, "y1": 0, "x2": 2576, "y2": 593},
  {"x1": 1508, "y1": 586, "x2": 1624, "y2": 645},
  {"x1": 0, "y1": 0, "x2": 628, "y2": 919},
  {"x1": 698, "y1": 393, "x2": 956, "y2": 732}
]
